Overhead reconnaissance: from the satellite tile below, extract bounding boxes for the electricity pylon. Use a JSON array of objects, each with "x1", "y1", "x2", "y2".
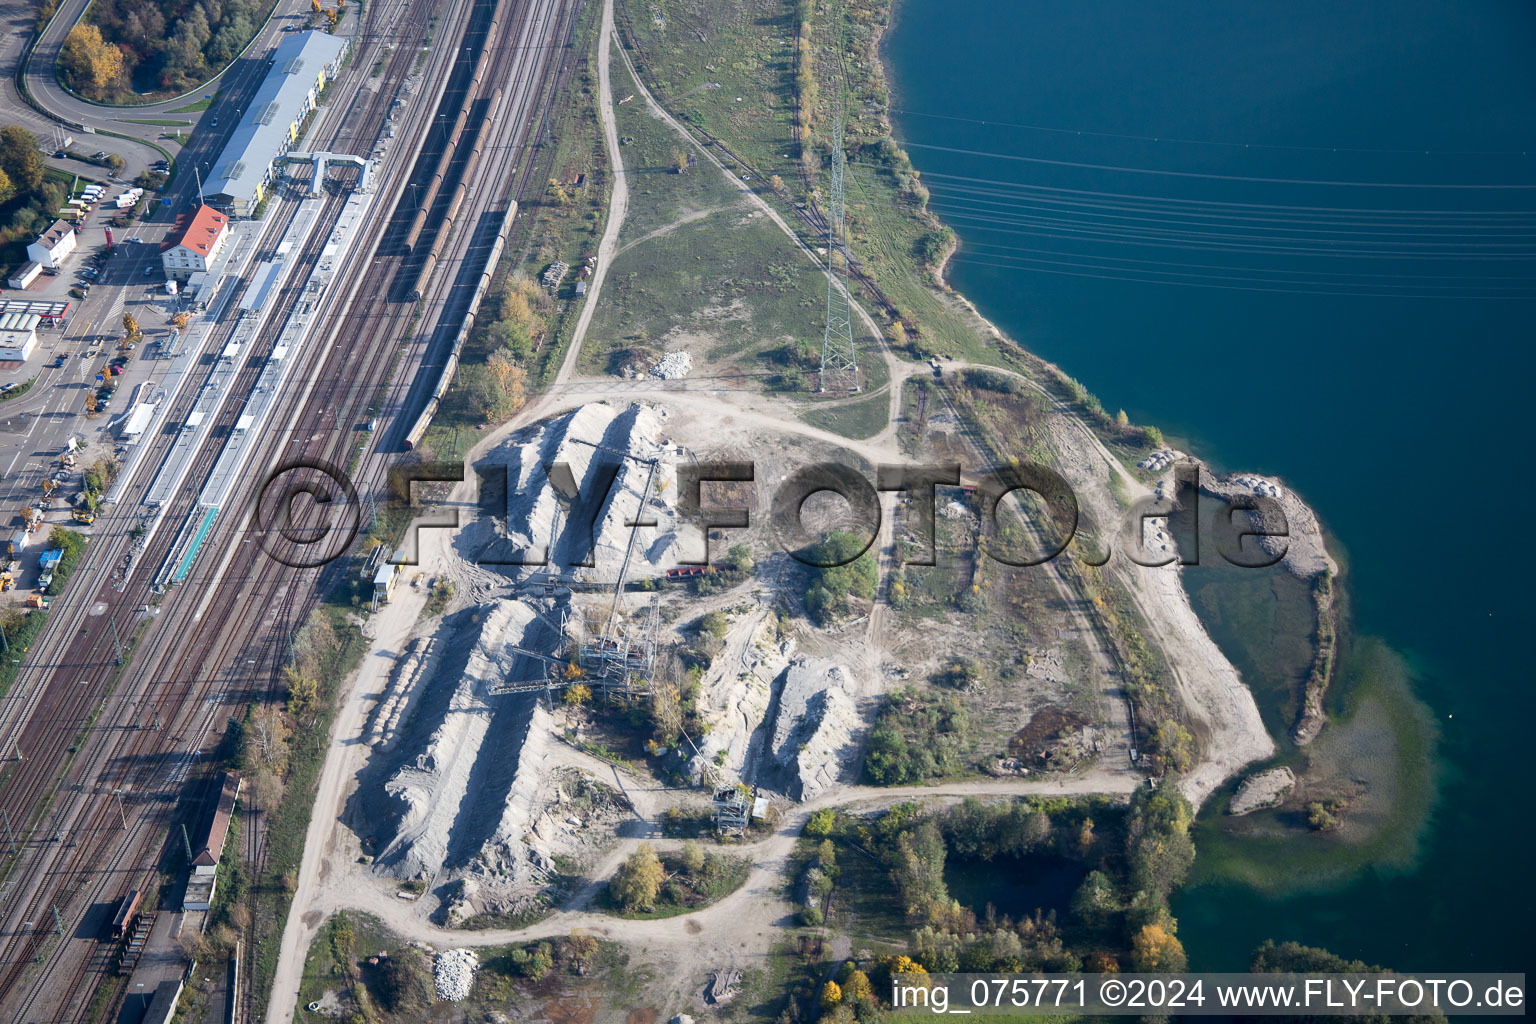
[{"x1": 818, "y1": 112, "x2": 860, "y2": 393}]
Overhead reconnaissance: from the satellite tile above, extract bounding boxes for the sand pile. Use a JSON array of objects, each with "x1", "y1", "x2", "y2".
[
  {"x1": 761, "y1": 657, "x2": 860, "y2": 800},
  {"x1": 365, "y1": 599, "x2": 557, "y2": 881},
  {"x1": 461, "y1": 402, "x2": 684, "y2": 581}
]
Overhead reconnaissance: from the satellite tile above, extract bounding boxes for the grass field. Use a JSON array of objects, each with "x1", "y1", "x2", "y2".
[
  {"x1": 617, "y1": 0, "x2": 1023, "y2": 371},
  {"x1": 617, "y1": 0, "x2": 801, "y2": 175},
  {"x1": 583, "y1": 48, "x2": 889, "y2": 427},
  {"x1": 610, "y1": 57, "x2": 746, "y2": 243},
  {"x1": 797, "y1": 387, "x2": 889, "y2": 439},
  {"x1": 167, "y1": 92, "x2": 218, "y2": 113}
]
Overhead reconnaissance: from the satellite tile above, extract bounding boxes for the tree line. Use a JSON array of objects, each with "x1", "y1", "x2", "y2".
[{"x1": 66, "y1": 0, "x2": 276, "y2": 98}]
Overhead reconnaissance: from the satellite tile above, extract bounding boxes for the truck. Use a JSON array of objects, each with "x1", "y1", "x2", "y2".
[{"x1": 36, "y1": 571, "x2": 53, "y2": 591}]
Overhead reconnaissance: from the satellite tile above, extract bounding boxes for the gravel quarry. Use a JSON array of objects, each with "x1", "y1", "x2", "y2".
[
  {"x1": 347, "y1": 402, "x2": 705, "y2": 921},
  {"x1": 458, "y1": 401, "x2": 686, "y2": 581}
]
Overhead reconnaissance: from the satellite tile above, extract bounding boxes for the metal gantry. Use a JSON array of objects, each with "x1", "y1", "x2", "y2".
[
  {"x1": 818, "y1": 111, "x2": 860, "y2": 394},
  {"x1": 491, "y1": 439, "x2": 664, "y2": 702}
]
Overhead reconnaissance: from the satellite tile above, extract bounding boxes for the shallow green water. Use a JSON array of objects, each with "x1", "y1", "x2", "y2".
[{"x1": 887, "y1": 0, "x2": 1536, "y2": 971}]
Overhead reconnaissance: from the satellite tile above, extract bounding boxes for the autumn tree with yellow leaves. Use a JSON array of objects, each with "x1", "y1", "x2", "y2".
[{"x1": 62, "y1": 24, "x2": 124, "y2": 94}]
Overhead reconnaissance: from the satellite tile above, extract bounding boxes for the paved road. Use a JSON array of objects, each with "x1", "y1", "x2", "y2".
[{"x1": 0, "y1": 0, "x2": 332, "y2": 182}]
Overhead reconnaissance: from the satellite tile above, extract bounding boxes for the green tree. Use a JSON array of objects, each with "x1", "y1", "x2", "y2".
[
  {"x1": 723, "y1": 543, "x2": 753, "y2": 573},
  {"x1": 804, "y1": 529, "x2": 878, "y2": 623},
  {"x1": 1069, "y1": 869, "x2": 1119, "y2": 927},
  {"x1": 611, "y1": 843, "x2": 663, "y2": 911},
  {"x1": 699, "y1": 610, "x2": 729, "y2": 640}
]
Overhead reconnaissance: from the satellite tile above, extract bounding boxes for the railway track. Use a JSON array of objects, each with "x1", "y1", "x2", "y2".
[
  {"x1": 0, "y1": 0, "x2": 452, "y2": 1016},
  {"x1": 0, "y1": 183, "x2": 346, "y2": 1020},
  {"x1": 0, "y1": 0, "x2": 578, "y2": 1017}
]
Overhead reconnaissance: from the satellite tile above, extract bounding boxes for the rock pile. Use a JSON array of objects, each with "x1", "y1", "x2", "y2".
[
  {"x1": 366, "y1": 636, "x2": 438, "y2": 750},
  {"x1": 650, "y1": 351, "x2": 692, "y2": 379},
  {"x1": 764, "y1": 657, "x2": 860, "y2": 799},
  {"x1": 462, "y1": 403, "x2": 685, "y2": 581},
  {"x1": 434, "y1": 948, "x2": 478, "y2": 1001}
]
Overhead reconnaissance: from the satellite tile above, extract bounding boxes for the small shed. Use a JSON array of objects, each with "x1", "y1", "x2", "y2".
[
  {"x1": 372, "y1": 558, "x2": 400, "y2": 608},
  {"x1": 6, "y1": 262, "x2": 42, "y2": 290}
]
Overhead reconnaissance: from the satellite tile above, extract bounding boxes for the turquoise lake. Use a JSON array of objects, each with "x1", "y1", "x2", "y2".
[{"x1": 886, "y1": 0, "x2": 1536, "y2": 970}]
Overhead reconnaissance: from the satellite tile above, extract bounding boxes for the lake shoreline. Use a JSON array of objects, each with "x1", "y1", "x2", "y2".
[{"x1": 872, "y1": 0, "x2": 1344, "y2": 784}]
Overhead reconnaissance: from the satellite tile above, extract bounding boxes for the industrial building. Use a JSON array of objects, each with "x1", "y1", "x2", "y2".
[
  {"x1": 183, "y1": 771, "x2": 241, "y2": 911},
  {"x1": 160, "y1": 204, "x2": 230, "y2": 280},
  {"x1": 204, "y1": 31, "x2": 350, "y2": 216},
  {"x1": 26, "y1": 219, "x2": 77, "y2": 270},
  {"x1": 0, "y1": 312, "x2": 41, "y2": 362}
]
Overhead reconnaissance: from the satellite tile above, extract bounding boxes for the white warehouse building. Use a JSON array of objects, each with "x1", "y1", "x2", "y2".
[
  {"x1": 0, "y1": 312, "x2": 41, "y2": 363},
  {"x1": 204, "y1": 31, "x2": 350, "y2": 217}
]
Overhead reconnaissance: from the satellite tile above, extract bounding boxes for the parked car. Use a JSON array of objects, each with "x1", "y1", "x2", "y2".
[{"x1": 0, "y1": 383, "x2": 16, "y2": 394}]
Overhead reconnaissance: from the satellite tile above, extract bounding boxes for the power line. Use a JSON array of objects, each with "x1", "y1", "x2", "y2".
[
  {"x1": 898, "y1": 140, "x2": 1536, "y2": 190},
  {"x1": 915, "y1": 212, "x2": 1536, "y2": 261},
  {"x1": 892, "y1": 167, "x2": 1536, "y2": 217},
  {"x1": 951, "y1": 239, "x2": 1536, "y2": 284},
  {"x1": 888, "y1": 107, "x2": 1536, "y2": 160},
  {"x1": 818, "y1": 108, "x2": 860, "y2": 393},
  {"x1": 944, "y1": 253, "x2": 1536, "y2": 300}
]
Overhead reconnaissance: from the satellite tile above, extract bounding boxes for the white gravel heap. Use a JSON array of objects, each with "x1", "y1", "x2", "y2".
[
  {"x1": 435, "y1": 948, "x2": 479, "y2": 1001},
  {"x1": 465, "y1": 403, "x2": 685, "y2": 578},
  {"x1": 372, "y1": 601, "x2": 553, "y2": 879},
  {"x1": 766, "y1": 657, "x2": 860, "y2": 800},
  {"x1": 650, "y1": 351, "x2": 692, "y2": 379}
]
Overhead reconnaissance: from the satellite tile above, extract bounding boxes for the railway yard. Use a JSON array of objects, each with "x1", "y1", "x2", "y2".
[{"x1": 0, "y1": 0, "x2": 579, "y2": 1017}]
